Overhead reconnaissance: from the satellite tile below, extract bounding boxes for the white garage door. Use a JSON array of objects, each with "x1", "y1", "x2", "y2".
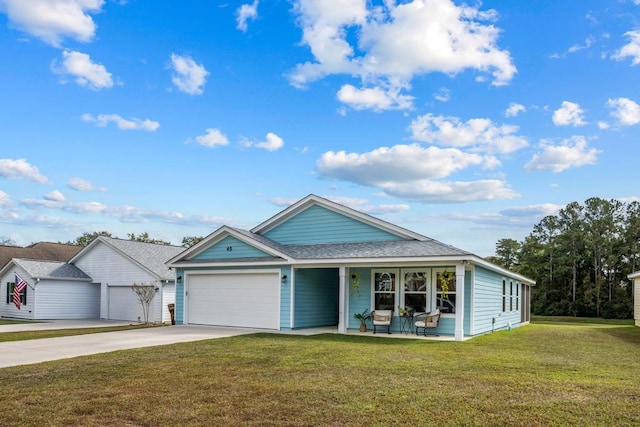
[
  {"x1": 108, "y1": 286, "x2": 154, "y2": 322},
  {"x1": 187, "y1": 272, "x2": 280, "y2": 329}
]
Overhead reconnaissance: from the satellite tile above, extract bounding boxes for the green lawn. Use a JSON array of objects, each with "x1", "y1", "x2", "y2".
[{"x1": 0, "y1": 322, "x2": 638, "y2": 426}]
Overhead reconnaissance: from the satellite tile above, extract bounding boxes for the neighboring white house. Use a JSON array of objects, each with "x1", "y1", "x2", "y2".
[
  {"x1": 69, "y1": 237, "x2": 184, "y2": 323},
  {"x1": 627, "y1": 271, "x2": 640, "y2": 327},
  {"x1": 1, "y1": 259, "x2": 99, "y2": 320}
]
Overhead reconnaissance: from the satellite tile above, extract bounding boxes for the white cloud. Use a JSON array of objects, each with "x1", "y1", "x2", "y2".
[
  {"x1": 68, "y1": 177, "x2": 105, "y2": 191},
  {"x1": 54, "y1": 50, "x2": 113, "y2": 90},
  {"x1": 289, "y1": 0, "x2": 514, "y2": 112},
  {"x1": 524, "y1": 136, "x2": 600, "y2": 173},
  {"x1": 236, "y1": 0, "x2": 259, "y2": 32},
  {"x1": 552, "y1": 101, "x2": 587, "y2": 127},
  {"x1": 380, "y1": 179, "x2": 519, "y2": 203},
  {"x1": 316, "y1": 143, "x2": 518, "y2": 202},
  {"x1": 254, "y1": 132, "x2": 285, "y2": 151},
  {"x1": 194, "y1": 128, "x2": 229, "y2": 148},
  {"x1": 289, "y1": 0, "x2": 515, "y2": 95},
  {"x1": 409, "y1": 114, "x2": 528, "y2": 154},
  {"x1": 568, "y1": 36, "x2": 595, "y2": 54},
  {"x1": 317, "y1": 144, "x2": 485, "y2": 185},
  {"x1": 607, "y1": 97, "x2": 640, "y2": 126},
  {"x1": 505, "y1": 102, "x2": 526, "y2": 117},
  {"x1": 0, "y1": 191, "x2": 12, "y2": 208},
  {"x1": 500, "y1": 203, "x2": 563, "y2": 219},
  {"x1": 322, "y1": 195, "x2": 410, "y2": 215},
  {"x1": 0, "y1": 0, "x2": 104, "y2": 47},
  {"x1": 336, "y1": 83, "x2": 414, "y2": 111},
  {"x1": 169, "y1": 54, "x2": 209, "y2": 95},
  {"x1": 82, "y1": 113, "x2": 160, "y2": 131},
  {"x1": 434, "y1": 87, "x2": 450, "y2": 103},
  {"x1": 0, "y1": 158, "x2": 49, "y2": 183},
  {"x1": 612, "y1": 30, "x2": 640, "y2": 65},
  {"x1": 597, "y1": 121, "x2": 610, "y2": 130},
  {"x1": 44, "y1": 190, "x2": 65, "y2": 202}
]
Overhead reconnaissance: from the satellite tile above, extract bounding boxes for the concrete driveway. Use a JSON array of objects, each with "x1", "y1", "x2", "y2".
[{"x1": 0, "y1": 320, "x2": 260, "y2": 368}]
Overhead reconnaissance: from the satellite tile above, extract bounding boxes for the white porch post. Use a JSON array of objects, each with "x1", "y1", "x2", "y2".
[
  {"x1": 454, "y1": 263, "x2": 466, "y2": 341},
  {"x1": 338, "y1": 266, "x2": 347, "y2": 334}
]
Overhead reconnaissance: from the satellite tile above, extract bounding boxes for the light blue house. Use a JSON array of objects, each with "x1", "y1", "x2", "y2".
[{"x1": 167, "y1": 195, "x2": 534, "y2": 340}]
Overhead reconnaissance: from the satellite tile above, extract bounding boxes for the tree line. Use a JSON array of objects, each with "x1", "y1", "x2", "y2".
[
  {"x1": 486, "y1": 197, "x2": 638, "y2": 319},
  {"x1": 63, "y1": 231, "x2": 205, "y2": 248}
]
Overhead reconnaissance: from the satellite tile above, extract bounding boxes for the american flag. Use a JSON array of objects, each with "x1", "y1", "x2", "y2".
[{"x1": 13, "y1": 274, "x2": 27, "y2": 310}]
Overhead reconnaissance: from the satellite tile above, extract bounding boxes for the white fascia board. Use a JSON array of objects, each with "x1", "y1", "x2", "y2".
[
  {"x1": 627, "y1": 271, "x2": 640, "y2": 279},
  {"x1": 168, "y1": 260, "x2": 291, "y2": 269},
  {"x1": 251, "y1": 194, "x2": 426, "y2": 241}
]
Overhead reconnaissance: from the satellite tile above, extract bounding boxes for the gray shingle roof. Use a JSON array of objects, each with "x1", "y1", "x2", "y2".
[
  {"x1": 284, "y1": 239, "x2": 471, "y2": 259},
  {"x1": 231, "y1": 228, "x2": 471, "y2": 260},
  {"x1": 98, "y1": 237, "x2": 184, "y2": 280},
  {"x1": 14, "y1": 259, "x2": 91, "y2": 280},
  {"x1": 0, "y1": 242, "x2": 82, "y2": 270}
]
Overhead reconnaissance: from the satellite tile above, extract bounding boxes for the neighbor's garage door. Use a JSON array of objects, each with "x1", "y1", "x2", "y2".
[
  {"x1": 187, "y1": 272, "x2": 280, "y2": 329},
  {"x1": 108, "y1": 285, "x2": 151, "y2": 322}
]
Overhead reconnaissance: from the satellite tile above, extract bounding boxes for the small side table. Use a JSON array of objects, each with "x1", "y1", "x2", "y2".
[{"x1": 400, "y1": 314, "x2": 414, "y2": 334}]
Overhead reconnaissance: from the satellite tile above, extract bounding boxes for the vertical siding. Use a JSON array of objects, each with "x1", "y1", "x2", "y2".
[
  {"x1": 472, "y1": 266, "x2": 521, "y2": 335},
  {"x1": 35, "y1": 281, "x2": 100, "y2": 319},
  {"x1": 74, "y1": 242, "x2": 159, "y2": 321},
  {"x1": 294, "y1": 268, "x2": 339, "y2": 328},
  {"x1": 192, "y1": 236, "x2": 272, "y2": 260},
  {"x1": 264, "y1": 205, "x2": 403, "y2": 244}
]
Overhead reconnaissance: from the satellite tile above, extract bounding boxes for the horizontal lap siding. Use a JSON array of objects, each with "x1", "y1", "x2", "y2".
[
  {"x1": 348, "y1": 268, "x2": 372, "y2": 330},
  {"x1": 192, "y1": 236, "x2": 272, "y2": 260},
  {"x1": 36, "y1": 281, "x2": 100, "y2": 319},
  {"x1": 473, "y1": 266, "x2": 520, "y2": 335},
  {"x1": 264, "y1": 205, "x2": 402, "y2": 244},
  {"x1": 294, "y1": 269, "x2": 338, "y2": 328}
]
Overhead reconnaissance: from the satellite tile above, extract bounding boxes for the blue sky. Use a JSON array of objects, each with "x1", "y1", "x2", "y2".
[{"x1": 1, "y1": 0, "x2": 639, "y2": 256}]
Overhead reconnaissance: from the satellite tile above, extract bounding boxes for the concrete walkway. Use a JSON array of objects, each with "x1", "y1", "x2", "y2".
[{"x1": 0, "y1": 320, "x2": 261, "y2": 368}]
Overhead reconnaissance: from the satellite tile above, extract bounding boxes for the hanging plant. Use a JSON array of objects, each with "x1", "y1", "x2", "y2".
[
  {"x1": 350, "y1": 272, "x2": 361, "y2": 297},
  {"x1": 440, "y1": 270, "x2": 453, "y2": 298}
]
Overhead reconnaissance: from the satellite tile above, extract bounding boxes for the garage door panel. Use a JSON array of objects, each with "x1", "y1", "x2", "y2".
[
  {"x1": 187, "y1": 273, "x2": 279, "y2": 329},
  {"x1": 108, "y1": 286, "x2": 154, "y2": 322}
]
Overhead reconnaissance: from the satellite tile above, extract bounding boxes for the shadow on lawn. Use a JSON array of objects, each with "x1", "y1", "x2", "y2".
[{"x1": 593, "y1": 324, "x2": 640, "y2": 346}]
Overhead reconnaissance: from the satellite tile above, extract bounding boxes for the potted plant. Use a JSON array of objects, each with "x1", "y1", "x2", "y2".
[{"x1": 353, "y1": 308, "x2": 371, "y2": 332}]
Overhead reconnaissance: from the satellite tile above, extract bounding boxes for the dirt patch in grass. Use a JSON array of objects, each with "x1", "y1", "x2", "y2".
[{"x1": 0, "y1": 323, "x2": 638, "y2": 426}]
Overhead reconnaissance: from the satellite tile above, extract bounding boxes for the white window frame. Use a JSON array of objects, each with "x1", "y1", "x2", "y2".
[
  {"x1": 400, "y1": 269, "x2": 431, "y2": 314},
  {"x1": 371, "y1": 269, "x2": 399, "y2": 314},
  {"x1": 433, "y1": 267, "x2": 456, "y2": 317}
]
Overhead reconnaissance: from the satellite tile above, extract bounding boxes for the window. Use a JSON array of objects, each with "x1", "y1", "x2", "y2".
[
  {"x1": 373, "y1": 271, "x2": 396, "y2": 311},
  {"x1": 510, "y1": 281, "x2": 513, "y2": 311},
  {"x1": 515, "y1": 282, "x2": 520, "y2": 311},
  {"x1": 435, "y1": 270, "x2": 456, "y2": 314},
  {"x1": 5, "y1": 282, "x2": 26, "y2": 306},
  {"x1": 502, "y1": 279, "x2": 506, "y2": 312},
  {"x1": 403, "y1": 271, "x2": 428, "y2": 312}
]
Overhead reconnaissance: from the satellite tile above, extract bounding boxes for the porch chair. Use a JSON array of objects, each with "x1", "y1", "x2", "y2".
[
  {"x1": 371, "y1": 310, "x2": 393, "y2": 334},
  {"x1": 414, "y1": 309, "x2": 440, "y2": 336}
]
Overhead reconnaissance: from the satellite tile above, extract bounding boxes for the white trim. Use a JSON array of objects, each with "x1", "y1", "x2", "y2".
[
  {"x1": 454, "y1": 263, "x2": 465, "y2": 341},
  {"x1": 371, "y1": 269, "x2": 400, "y2": 313},
  {"x1": 289, "y1": 268, "x2": 295, "y2": 329},
  {"x1": 338, "y1": 267, "x2": 347, "y2": 333},
  {"x1": 399, "y1": 268, "x2": 431, "y2": 313}
]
